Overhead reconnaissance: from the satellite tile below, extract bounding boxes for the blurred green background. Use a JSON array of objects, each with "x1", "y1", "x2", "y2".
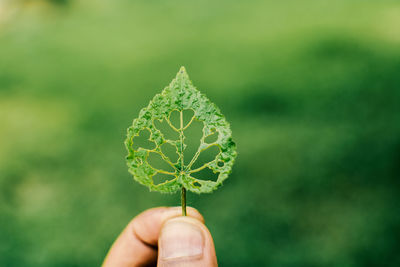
[{"x1": 1, "y1": 0, "x2": 400, "y2": 266}]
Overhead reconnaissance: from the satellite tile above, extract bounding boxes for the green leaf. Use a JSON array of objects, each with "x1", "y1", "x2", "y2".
[{"x1": 125, "y1": 67, "x2": 237, "y2": 194}]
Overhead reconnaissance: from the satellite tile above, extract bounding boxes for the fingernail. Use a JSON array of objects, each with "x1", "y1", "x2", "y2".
[{"x1": 160, "y1": 219, "x2": 204, "y2": 260}]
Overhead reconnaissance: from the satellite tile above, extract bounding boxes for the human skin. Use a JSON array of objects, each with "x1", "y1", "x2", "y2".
[{"x1": 102, "y1": 207, "x2": 218, "y2": 267}]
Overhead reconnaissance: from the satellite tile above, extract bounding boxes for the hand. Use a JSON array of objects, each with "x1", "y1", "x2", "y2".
[{"x1": 102, "y1": 207, "x2": 218, "y2": 267}]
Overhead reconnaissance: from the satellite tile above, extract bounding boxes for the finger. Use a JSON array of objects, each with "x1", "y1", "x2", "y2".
[
  {"x1": 157, "y1": 217, "x2": 218, "y2": 267},
  {"x1": 133, "y1": 207, "x2": 204, "y2": 246},
  {"x1": 102, "y1": 207, "x2": 204, "y2": 267}
]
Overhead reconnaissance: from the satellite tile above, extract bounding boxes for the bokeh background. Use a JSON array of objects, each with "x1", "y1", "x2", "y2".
[{"x1": 1, "y1": 0, "x2": 400, "y2": 266}]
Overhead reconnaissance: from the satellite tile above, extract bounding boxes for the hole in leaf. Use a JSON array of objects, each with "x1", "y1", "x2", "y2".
[
  {"x1": 169, "y1": 110, "x2": 181, "y2": 129},
  {"x1": 152, "y1": 173, "x2": 174, "y2": 185},
  {"x1": 147, "y1": 152, "x2": 175, "y2": 173},
  {"x1": 190, "y1": 145, "x2": 220, "y2": 170},
  {"x1": 217, "y1": 161, "x2": 224, "y2": 167},
  {"x1": 183, "y1": 119, "x2": 204, "y2": 165},
  {"x1": 132, "y1": 129, "x2": 156, "y2": 151},
  {"x1": 183, "y1": 109, "x2": 195, "y2": 127},
  {"x1": 204, "y1": 130, "x2": 219, "y2": 144},
  {"x1": 191, "y1": 167, "x2": 219, "y2": 182},
  {"x1": 193, "y1": 181, "x2": 201, "y2": 187},
  {"x1": 160, "y1": 142, "x2": 178, "y2": 163},
  {"x1": 154, "y1": 118, "x2": 179, "y2": 141}
]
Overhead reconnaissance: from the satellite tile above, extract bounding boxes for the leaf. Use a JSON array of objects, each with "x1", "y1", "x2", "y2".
[{"x1": 125, "y1": 67, "x2": 237, "y2": 194}]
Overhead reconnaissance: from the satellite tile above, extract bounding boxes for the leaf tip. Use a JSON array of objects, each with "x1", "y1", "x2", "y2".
[{"x1": 179, "y1": 66, "x2": 187, "y2": 74}]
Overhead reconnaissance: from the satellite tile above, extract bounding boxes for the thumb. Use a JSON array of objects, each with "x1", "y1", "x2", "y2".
[{"x1": 158, "y1": 216, "x2": 218, "y2": 267}]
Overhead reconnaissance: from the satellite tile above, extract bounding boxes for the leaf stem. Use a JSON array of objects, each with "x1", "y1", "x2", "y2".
[
  {"x1": 179, "y1": 110, "x2": 187, "y2": 216},
  {"x1": 181, "y1": 186, "x2": 186, "y2": 216}
]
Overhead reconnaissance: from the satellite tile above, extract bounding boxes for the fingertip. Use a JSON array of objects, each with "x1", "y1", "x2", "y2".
[
  {"x1": 158, "y1": 217, "x2": 217, "y2": 267},
  {"x1": 131, "y1": 206, "x2": 204, "y2": 246},
  {"x1": 163, "y1": 206, "x2": 205, "y2": 223}
]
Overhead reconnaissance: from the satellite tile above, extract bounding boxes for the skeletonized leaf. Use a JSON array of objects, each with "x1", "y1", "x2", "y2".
[{"x1": 125, "y1": 67, "x2": 237, "y2": 193}]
